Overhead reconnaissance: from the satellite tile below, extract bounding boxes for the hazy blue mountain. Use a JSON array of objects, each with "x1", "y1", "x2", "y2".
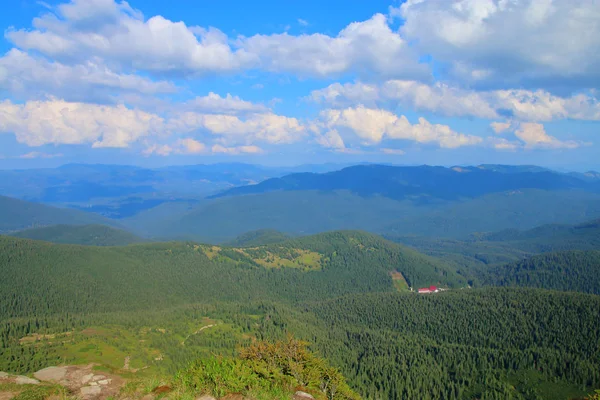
[
  {"x1": 0, "y1": 195, "x2": 120, "y2": 233},
  {"x1": 213, "y1": 164, "x2": 598, "y2": 201},
  {"x1": 10, "y1": 224, "x2": 144, "y2": 246}
]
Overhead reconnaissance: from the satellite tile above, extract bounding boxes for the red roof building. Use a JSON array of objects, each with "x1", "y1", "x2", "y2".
[{"x1": 417, "y1": 285, "x2": 439, "y2": 294}]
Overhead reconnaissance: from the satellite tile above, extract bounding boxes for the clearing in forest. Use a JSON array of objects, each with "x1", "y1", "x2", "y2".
[{"x1": 389, "y1": 270, "x2": 409, "y2": 291}]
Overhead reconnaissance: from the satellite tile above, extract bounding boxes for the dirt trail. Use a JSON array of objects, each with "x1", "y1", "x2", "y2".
[{"x1": 181, "y1": 324, "x2": 217, "y2": 345}]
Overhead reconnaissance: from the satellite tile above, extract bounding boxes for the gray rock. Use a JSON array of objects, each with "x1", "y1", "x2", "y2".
[
  {"x1": 0, "y1": 371, "x2": 9, "y2": 379},
  {"x1": 294, "y1": 391, "x2": 315, "y2": 400},
  {"x1": 81, "y1": 373, "x2": 94, "y2": 385},
  {"x1": 80, "y1": 385, "x2": 102, "y2": 398},
  {"x1": 34, "y1": 366, "x2": 68, "y2": 382},
  {"x1": 98, "y1": 379, "x2": 112, "y2": 385},
  {"x1": 15, "y1": 376, "x2": 40, "y2": 385}
]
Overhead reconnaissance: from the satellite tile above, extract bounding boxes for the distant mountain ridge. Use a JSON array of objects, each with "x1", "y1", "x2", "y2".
[
  {"x1": 212, "y1": 164, "x2": 600, "y2": 201},
  {"x1": 0, "y1": 195, "x2": 120, "y2": 233},
  {"x1": 10, "y1": 224, "x2": 144, "y2": 246}
]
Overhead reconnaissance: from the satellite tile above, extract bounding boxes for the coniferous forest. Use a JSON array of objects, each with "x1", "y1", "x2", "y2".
[{"x1": 1, "y1": 227, "x2": 599, "y2": 399}]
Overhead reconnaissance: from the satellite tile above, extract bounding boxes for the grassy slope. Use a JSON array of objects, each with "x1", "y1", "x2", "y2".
[
  {"x1": 0, "y1": 231, "x2": 465, "y2": 319},
  {"x1": 0, "y1": 195, "x2": 119, "y2": 233},
  {"x1": 10, "y1": 224, "x2": 145, "y2": 246}
]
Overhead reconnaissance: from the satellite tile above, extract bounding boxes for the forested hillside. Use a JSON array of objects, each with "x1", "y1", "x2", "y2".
[
  {"x1": 0, "y1": 195, "x2": 119, "y2": 233},
  {"x1": 0, "y1": 231, "x2": 464, "y2": 319},
  {"x1": 10, "y1": 224, "x2": 144, "y2": 246},
  {"x1": 472, "y1": 219, "x2": 600, "y2": 252},
  {"x1": 121, "y1": 188, "x2": 600, "y2": 242},
  {"x1": 224, "y1": 229, "x2": 292, "y2": 246},
  {"x1": 482, "y1": 250, "x2": 600, "y2": 294}
]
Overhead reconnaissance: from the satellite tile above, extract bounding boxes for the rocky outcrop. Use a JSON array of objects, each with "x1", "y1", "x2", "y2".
[
  {"x1": 33, "y1": 365, "x2": 122, "y2": 399},
  {"x1": 0, "y1": 371, "x2": 40, "y2": 385},
  {"x1": 293, "y1": 391, "x2": 316, "y2": 400}
]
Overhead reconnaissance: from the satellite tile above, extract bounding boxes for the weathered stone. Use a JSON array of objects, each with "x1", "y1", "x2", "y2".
[
  {"x1": 293, "y1": 391, "x2": 315, "y2": 400},
  {"x1": 34, "y1": 366, "x2": 68, "y2": 382},
  {"x1": 15, "y1": 376, "x2": 40, "y2": 385},
  {"x1": 81, "y1": 373, "x2": 94, "y2": 385},
  {"x1": 98, "y1": 379, "x2": 112, "y2": 385},
  {"x1": 0, "y1": 372, "x2": 9, "y2": 379},
  {"x1": 89, "y1": 381, "x2": 98, "y2": 386},
  {"x1": 91, "y1": 375, "x2": 106, "y2": 381},
  {"x1": 80, "y1": 385, "x2": 102, "y2": 398}
]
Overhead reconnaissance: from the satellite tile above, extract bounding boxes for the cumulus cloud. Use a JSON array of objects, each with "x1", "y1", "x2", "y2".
[
  {"x1": 314, "y1": 129, "x2": 346, "y2": 150},
  {"x1": 311, "y1": 80, "x2": 600, "y2": 121},
  {"x1": 143, "y1": 138, "x2": 207, "y2": 156},
  {"x1": 183, "y1": 92, "x2": 269, "y2": 114},
  {"x1": 0, "y1": 49, "x2": 176, "y2": 101},
  {"x1": 490, "y1": 121, "x2": 511, "y2": 133},
  {"x1": 514, "y1": 122, "x2": 581, "y2": 149},
  {"x1": 0, "y1": 99, "x2": 164, "y2": 147},
  {"x1": 176, "y1": 138, "x2": 206, "y2": 154},
  {"x1": 167, "y1": 112, "x2": 306, "y2": 145},
  {"x1": 489, "y1": 137, "x2": 520, "y2": 151},
  {"x1": 396, "y1": 0, "x2": 600, "y2": 89},
  {"x1": 142, "y1": 143, "x2": 173, "y2": 156},
  {"x1": 317, "y1": 106, "x2": 483, "y2": 148},
  {"x1": 5, "y1": 1, "x2": 428, "y2": 80},
  {"x1": 238, "y1": 13, "x2": 428, "y2": 79},
  {"x1": 6, "y1": 0, "x2": 254, "y2": 76}
]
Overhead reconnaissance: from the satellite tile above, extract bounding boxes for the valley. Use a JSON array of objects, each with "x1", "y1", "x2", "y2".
[{"x1": 1, "y1": 163, "x2": 600, "y2": 400}]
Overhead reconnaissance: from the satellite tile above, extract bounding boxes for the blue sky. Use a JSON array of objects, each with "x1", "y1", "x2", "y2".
[{"x1": 0, "y1": 0, "x2": 599, "y2": 170}]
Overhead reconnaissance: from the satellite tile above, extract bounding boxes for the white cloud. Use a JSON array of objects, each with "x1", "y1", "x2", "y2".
[
  {"x1": 318, "y1": 106, "x2": 483, "y2": 148},
  {"x1": 314, "y1": 129, "x2": 346, "y2": 150},
  {"x1": 381, "y1": 148, "x2": 406, "y2": 155},
  {"x1": 297, "y1": 18, "x2": 309, "y2": 26},
  {"x1": 142, "y1": 143, "x2": 172, "y2": 156},
  {"x1": 167, "y1": 112, "x2": 306, "y2": 145},
  {"x1": 143, "y1": 138, "x2": 207, "y2": 156},
  {"x1": 0, "y1": 99, "x2": 164, "y2": 147},
  {"x1": 311, "y1": 80, "x2": 600, "y2": 121},
  {"x1": 0, "y1": 49, "x2": 176, "y2": 101},
  {"x1": 183, "y1": 92, "x2": 268, "y2": 114},
  {"x1": 238, "y1": 13, "x2": 428, "y2": 79},
  {"x1": 5, "y1": 1, "x2": 428, "y2": 80},
  {"x1": 175, "y1": 138, "x2": 206, "y2": 154},
  {"x1": 19, "y1": 151, "x2": 64, "y2": 159},
  {"x1": 397, "y1": 0, "x2": 600, "y2": 89},
  {"x1": 490, "y1": 121, "x2": 511, "y2": 133},
  {"x1": 514, "y1": 122, "x2": 581, "y2": 149},
  {"x1": 211, "y1": 144, "x2": 264, "y2": 154},
  {"x1": 489, "y1": 137, "x2": 520, "y2": 151},
  {"x1": 6, "y1": 0, "x2": 254, "y2": 76}
]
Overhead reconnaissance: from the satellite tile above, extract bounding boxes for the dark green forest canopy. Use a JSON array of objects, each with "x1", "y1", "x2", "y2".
[
  {"x1": 482, "y1": 250, "x2": 600, "y2": 294},
  {"x1": 0, "y1": 231, "x2": 465, "y2": 319}
]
